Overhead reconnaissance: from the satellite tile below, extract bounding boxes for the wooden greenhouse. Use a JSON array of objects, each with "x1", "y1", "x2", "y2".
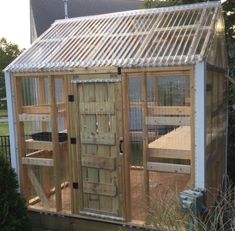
[{"x1": 5, "y1": 2, "x2": 228, "y2": 230}]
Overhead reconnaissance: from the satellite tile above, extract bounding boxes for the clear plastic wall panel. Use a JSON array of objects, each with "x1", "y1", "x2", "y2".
[
  {"x1": 129, "y1": 77, "x2": 143, "y2": 166},
  {"x1": 146, "y1": 75, "x2": 191, "y2": 210},
  {"x1": 21, "y1": 78, "x2": 39, "y2": 106},
  {"x1": 55, "y1": 78, "x2": 63, "y2": 103},
  {"x1": 128, "y1": 76, "x2": 145, "y2": 221},
  {"x1": 128, "y1": 74, "x2": 192, "y2": 221}
]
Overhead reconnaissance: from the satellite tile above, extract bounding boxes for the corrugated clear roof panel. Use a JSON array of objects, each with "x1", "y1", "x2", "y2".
[{"x1": 6, "y1": 1, "x2": 224, "y2": 72}]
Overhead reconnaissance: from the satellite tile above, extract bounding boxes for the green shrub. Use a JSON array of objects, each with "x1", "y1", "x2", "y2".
[{"x1": 0, "y1": 155, "x2": 31, "y2": 231}]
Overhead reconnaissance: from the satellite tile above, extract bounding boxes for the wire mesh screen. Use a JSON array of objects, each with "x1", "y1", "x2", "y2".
[{"x1": 147, "y1": 75, "x2": 191, "y2": 165}]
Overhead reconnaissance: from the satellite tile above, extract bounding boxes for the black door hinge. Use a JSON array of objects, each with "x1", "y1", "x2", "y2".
[
  {"x1": 68, "y1": 95, "x2": 74, "y2": 102},
  {"x1": 117, "y1": 67, "x2": 121, "y2": 75},
  {"x1": 70, "y1": 137, "x2": 76, "y2": 144},
  {"x1": 73, "y1": 182, "x2": 79, "y2": 189}
]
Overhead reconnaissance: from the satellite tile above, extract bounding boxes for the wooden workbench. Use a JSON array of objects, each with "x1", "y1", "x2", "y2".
[{"x1": 147, "y1": 126, "x2": 191, "y2": 174}]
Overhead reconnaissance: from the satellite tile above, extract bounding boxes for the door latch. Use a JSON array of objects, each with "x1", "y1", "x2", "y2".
[{"x1": 119, "y1": 137, "x2": 124, "y2": 155}]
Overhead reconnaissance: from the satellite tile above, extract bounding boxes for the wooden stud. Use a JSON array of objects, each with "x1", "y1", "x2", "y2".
[
  {"x1": 122, "y1": 73, "x2": 131, "y2": 221},
  {"x1": 142, "y1": 73, "x2": 150, "y2": 210},
  {"x1": 146, "y1": 116, "x2": 190, "y2": 126},
  {"x1": 67, "y1": 75, "x2": 79, "y2": 214},
  {"x1": 49, "y1": 76, "x2": 62, "y2": 212}
]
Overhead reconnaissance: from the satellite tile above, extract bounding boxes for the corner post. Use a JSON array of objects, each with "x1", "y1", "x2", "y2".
[
  {"x1": 4, "y1": 71, "x2": 20, "y2": 181},
  {"x1": 195, "y1": 62, "x2": 206, "y2": 188}
]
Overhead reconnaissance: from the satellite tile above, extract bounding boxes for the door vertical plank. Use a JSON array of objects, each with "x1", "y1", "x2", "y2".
[
  {"x1": 84, "y1": 83, "x2": 99, "y2": 210},
  {"x1": 114, "y1": 80, "x2": 125, "y2": 217},
  {"x1": 96, "y1": 83, "x2": 113, "y2": 214}
]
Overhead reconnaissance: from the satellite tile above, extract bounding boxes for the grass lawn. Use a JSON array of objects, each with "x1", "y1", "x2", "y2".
[
  {"x1": 0, "y1": 122, "x2": 9, "y2": 136},
  {"x1": 0, "y1": 109, "x2": 8, "y2": 117}
]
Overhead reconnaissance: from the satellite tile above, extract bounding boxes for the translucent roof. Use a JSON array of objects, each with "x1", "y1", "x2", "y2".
[{"x1": 6, "y1": 1, "x2": 224, "y2": 73}]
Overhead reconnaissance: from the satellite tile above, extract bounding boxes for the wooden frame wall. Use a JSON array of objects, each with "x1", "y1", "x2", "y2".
[
  {"x1": 13, "y1": 65, "x2": 196, "y2": 225},
  {"x1": 13, "y1": 74, "x2": 69, "y2": 212},
  {"x1": 122, "y1": 65, "x2": 195, "y2": 222}
]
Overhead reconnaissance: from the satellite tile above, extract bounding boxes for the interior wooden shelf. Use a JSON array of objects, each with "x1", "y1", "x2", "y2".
[
  {"x1": 147, "y1": 126, "x2": 191, "y2": 174},
  {"x1": 148, "y1": 126, "x2": 191, "y2": 157}
]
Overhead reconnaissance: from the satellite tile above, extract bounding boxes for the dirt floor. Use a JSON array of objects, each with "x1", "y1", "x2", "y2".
[
  {"x1": 29, "y1": 168, "x2": 190, "y2": 222},
  {"x1": 130, "y1": 168, "x2": 190, "y2": 221}
]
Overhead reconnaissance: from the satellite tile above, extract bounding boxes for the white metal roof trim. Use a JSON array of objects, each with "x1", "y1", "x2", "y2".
[{"x1": 5, "y1": 2, "x2": 221, "y2": 73}]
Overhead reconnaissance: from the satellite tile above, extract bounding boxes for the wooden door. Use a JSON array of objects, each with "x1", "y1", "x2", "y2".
[{"x1": 72, "y1": 77, "x2": 125, "y2": 220}]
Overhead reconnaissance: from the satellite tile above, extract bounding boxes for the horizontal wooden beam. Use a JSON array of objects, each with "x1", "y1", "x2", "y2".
[
  {"x1": 79, "y1": 102, "x2": 114, "y2": 115},
  {"x1": 147, "y1": 162, "x2": 191, "y2": 174},
  {"x1": 22, "y1": 105, "x2": 51, "y2": 114},
  {"x1": 26, "y1": 139, "x2": 53, "y2": 151},
  {"x1": 148, "y1": 106, "x2": 191, "y2": 116},
  {"x1": 19, "y1": 113, "x2": 51, "y2": 122},
  {"x1": 146, "y1": 116, "x2": 190, "y2": 126},
  {"x1": 83, "y1": 182, "x2": 116, "y2": 197},
  {"x1": 148, "y1": 148, "x2": 191, "y2": 160},
  {"x1": 82, "y1": 156, "x2": 116, "y2": 170},
  {"x1": 22, "y1": 103, "x2": 65, "y2": 115},
  {"x1": 81, "y1": 132, "x2": 116, "y2": 145},
  {"x1": 123, "y1": 65, "x2": 193, "y2": 74},
  {"x1": 25, "y1": 139, "x2": 67, "y2": 151},
  {"x1": 22, "y1": 157, "x2": 54, "y2": 166},
  {"x1": 129, "y1": 104, "x2": 191, "y2": 116}
]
